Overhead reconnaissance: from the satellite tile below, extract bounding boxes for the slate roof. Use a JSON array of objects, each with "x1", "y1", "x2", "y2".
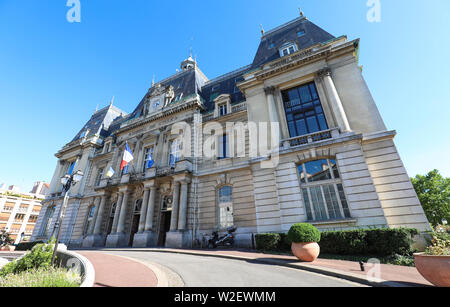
[
  {"x1": 71, "y1": 104, "x2": 127, "y2": 142},
  {"x1": 200, "y1": 65, "x2": 252, "y2": 112},
  {"x1": 68, "y1": 16, "x2": 336, "y2": 143},
  {"x1": 251, "y1": 16, "x2": 335, "y2": 69}
]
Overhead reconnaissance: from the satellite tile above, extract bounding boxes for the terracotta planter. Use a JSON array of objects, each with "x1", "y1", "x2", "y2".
[
  {"x1": 414, "y1": 253, "x2": 450, "y2": 287},
  {"x1": 291, "y1": 242, "x2": 320, "y2": 262}
]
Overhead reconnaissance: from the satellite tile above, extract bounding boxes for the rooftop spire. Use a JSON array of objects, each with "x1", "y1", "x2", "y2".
[
  {"x1": 109, "y1": 96, "x2": 115, "y2": 107},
  {"x1": 260, "y1": 24, "x2": 265, "y2": 36}
]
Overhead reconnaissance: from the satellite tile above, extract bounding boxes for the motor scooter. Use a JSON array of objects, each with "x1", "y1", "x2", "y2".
[{"x1": 208, "y1": 227, "x2": 237, "y2": 249}]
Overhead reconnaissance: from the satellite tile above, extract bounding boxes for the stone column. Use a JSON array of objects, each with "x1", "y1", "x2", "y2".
[
  {"x1": 318, "y1": 68, "x2": 351, "y2": 132},
  {"x1": 170, "y1": 182, "x2": 181, "y2": 231},
  {"x1": 117, "y1": 190, "x2": 130, "y2": 233},
  {"x1": 177, "y1": 181, "x2": 190, "y2": 231},
  {"x1": 111, "y1": 192, "x2": 123, "y2": 233},
  {"x1": 264, "y1": 86, "x2": 280, "y2": 125},
  {"x1": 138, "y1": 188, "x2": 150, "y2": 233},
  {"x1": 93, "y1": 195, "x2": 107, "y2": 235},
  {"x1": 88, "y1": 197, "x2": 101, "y2": 235},
  {"x1": 145, "y1": 187, "x2": 157, "y2": 231}
]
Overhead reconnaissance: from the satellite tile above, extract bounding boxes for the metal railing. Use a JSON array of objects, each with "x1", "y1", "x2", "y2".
[{"x1": 282, "y1": 128, "x2": 339, "y2": 149}]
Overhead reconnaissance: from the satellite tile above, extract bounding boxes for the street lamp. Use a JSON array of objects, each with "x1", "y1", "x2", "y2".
[{"x1": 51, "y1": 170, "x2": 84, "y2": 266}]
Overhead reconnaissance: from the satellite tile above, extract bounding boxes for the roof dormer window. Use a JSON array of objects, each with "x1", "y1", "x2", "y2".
[{"x1": 279, "y1": 42, "x2": 298, "y2": 57}]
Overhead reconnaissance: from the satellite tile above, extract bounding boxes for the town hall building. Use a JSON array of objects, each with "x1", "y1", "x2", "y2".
[{"x1": 31, "y1": 14, "x2": 430, "y2": 248}]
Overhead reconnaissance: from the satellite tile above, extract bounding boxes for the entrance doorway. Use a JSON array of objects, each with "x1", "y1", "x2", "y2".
[
  {"x1": 129, "y1": 214, "x2": 140, "y2": 246},
  {"x1": 129, "y1": 200, "x2": 142, "y2": 247},
  {"x1": 157, "y1": 211, "x2": 171, "y2": 247}
]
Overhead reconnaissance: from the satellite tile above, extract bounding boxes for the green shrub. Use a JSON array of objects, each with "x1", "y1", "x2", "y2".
[
  {"x1": 287, "y1": 223, "x2": 321, "y2": 243},
  {"x1": 278, "y1": 233, "x2": 292, "y2": 251},
  {"x1": 15, "y1": 241, "x2": 44, "y2": 251},
  {"x1": 320, "y1": 228, "x2": 418, "y2": 257},
  {"x1": 0, "y1": 241, "x2": 55, "y2": 277},
  {"x1": 255, "y1": 233, "x2": 280, "y2": 251},
  {"x1": 0, "y1": 268, "x2": 81, "y2": 287}
]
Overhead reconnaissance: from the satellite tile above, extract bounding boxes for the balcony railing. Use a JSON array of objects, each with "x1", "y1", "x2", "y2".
[{"x1": 282, "y1": 128, "x2": 340, "y2": 149}]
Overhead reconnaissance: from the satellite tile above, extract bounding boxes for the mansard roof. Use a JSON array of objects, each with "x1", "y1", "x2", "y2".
[
  {"x1": 68, "y1": 16, "x2": 337, "y2": 144},
  {"x1": 251, "y1": 16, "x2": 335, "y2": 69},
  {"x1": 71, "y1": 104, "x2": 127, "y2": 142},
  {"x1": 127, "y1": 66, "x2": 208, "y2": 121},
  {"x1": 200, "y1": 65, "x2": 251, "y2": 112}
]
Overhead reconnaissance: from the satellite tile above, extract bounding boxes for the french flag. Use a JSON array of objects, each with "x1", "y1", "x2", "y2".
[{"x1": 120, "y1": 143, "x2": 134, "y2": 171}]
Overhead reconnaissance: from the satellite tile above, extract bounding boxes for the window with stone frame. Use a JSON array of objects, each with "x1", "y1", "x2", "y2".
[
  {"x1": 218, "y1": 134, "x2": 230, "y2": 160},
  {"x1": 282, "y1": 82, "x2": 329, "y2": 138},
  {"x1": 218, "y1": 186, "x2": 233, "y2": 229},
  {"x1": 83, "y1": 205, "x2": 96, "y2": 236},
  {"x1": 95, "y1": 168, "x2": 104, "y2": 186},
  {"x1": 279, "y1": 42, "x2": 298, "y2": 57},
  {"x1": 169, "y1": 139, "x2": 181, "y2": 167},
  {"x1": 218, "y1": 104, "x2": 228, "y2": 117},
  {"x1": 298, "y1": 159, "x2": 351, "y2": 222},
  {"x1": 143, "y1": 146, "x2": 155, "y2": 172},
  {"x1": 41, "y1": 205, "x2": 55, "y2": 237}
]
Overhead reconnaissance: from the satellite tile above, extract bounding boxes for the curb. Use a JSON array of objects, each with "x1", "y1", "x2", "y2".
[
  {"x1": 97, "y1": 248, "x2": 420, "y2": 288},
  {"x1": 58, "y1": 249, "x2": 96, "y2": 287}
]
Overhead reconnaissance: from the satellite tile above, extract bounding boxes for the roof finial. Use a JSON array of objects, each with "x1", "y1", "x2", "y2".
[
  {"x1": 151, "y1": 75, "x2": 155, "y2": 87},
  {"x1": 95, "y1": 104, "x2": 99, "y2": 113},
  {"x1": 299, "y1": 7, "x2": 304, "y2": 17},
  {"x1": 110, "y1": 96, "x2": 115, "y2": 106},
  {"x1": 260, "y1": 24, "x2": 265, "y2": 36}
]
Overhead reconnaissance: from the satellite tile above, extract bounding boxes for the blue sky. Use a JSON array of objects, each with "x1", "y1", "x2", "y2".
[{"x1": 0, "y1": 0, "x2": 449, "y2": 192}]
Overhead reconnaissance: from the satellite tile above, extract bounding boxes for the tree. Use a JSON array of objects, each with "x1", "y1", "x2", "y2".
[{"x1": 411, "y1": 170, "x2": 450, "y2": 226}]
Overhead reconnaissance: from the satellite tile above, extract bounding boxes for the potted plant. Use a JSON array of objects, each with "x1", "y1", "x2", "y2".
[
  {"x1": 0, "y1": 230, "x2": 14, "y2": 252},
  {"x1": 288, "y1": 223, "x2": 321, "y2": 262},
  {"x1": 414, "y1": 224, "x2": 450, "y2": 287}
]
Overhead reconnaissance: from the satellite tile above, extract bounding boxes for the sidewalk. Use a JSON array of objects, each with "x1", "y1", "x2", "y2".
[
  {"x1": 104, "y1": 248, "x2": 432, "y2": 287},
  {"x1": 77, "y1": 251, "x2": 158, "y2": 287}
]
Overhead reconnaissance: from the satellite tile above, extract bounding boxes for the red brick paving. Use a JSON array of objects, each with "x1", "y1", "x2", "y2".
[{"x1": 78, "y1": 251, "x2": 158, "y2": 287}]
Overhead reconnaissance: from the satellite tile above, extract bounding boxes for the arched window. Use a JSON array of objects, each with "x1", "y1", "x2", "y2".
[
  {"x1": 218, "y1": 186, "x2": 233, "y2": 229},
  {"x1": 41, "y1": 205, "x2": 55, "y2": 237},
  {"x1": 83, "y1": 205, "x2": 96, "y2": 236},
  {"x1": 298, "y1": 159, "x2": 351, "y2": 222}
]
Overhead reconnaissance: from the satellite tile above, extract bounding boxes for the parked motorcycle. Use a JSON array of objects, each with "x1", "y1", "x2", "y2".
[{"x1": 208, "y1": 227, "x2": 237, "y2": 249}]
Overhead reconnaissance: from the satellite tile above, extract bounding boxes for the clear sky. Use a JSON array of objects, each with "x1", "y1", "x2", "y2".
[{"x1": 0, "y1": 0, "x2": 449, "y2": 192}]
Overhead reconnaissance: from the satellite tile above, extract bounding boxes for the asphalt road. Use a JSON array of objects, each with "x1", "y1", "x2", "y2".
[{"x1": 102, "y1": 250, "x2": 366, "y2": 287}]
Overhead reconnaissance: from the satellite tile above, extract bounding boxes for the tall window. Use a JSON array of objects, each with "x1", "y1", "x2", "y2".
[
  {"x1": 67, "y1": 161, "x2": 76, "y2": 175},
  {"x1": 169, "y1": 140, "x2": 181, "y2": 167},
  {"x1": 143, "y1": 147, "x2": 155, "y2": 171},
  {"x1": 95, "y1": 168, "x2": 104, "y2": 186},
  {"x1": 41, "y1": 206, "x2": 55, "y2": 237},
  {"x1": 83, "y1": 205, "x2": 96, "y2": 236},
  {"x1": 218, "y1": 134, "x2": 229, "y2": 160},
  {"x1": 298, "y1": 159, "x2": 351, "y2": 222},
  {"x1": 219, "y1": 104, "x2": 228, "y2": 116},
  {"x1": 282, "y1": 82, "x2": 328, "y2": 138},
  {"x1": 218, "y1": 186, "x2": 233, "y2": 229}
]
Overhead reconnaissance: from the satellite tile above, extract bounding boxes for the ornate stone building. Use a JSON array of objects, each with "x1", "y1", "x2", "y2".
[{"x1": 31, "y1": 15, "x2": 430, "y2": 248}]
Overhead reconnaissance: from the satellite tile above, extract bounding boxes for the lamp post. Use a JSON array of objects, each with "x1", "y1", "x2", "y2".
[{"x1": 51, "y1": 170, "x2": 84, "y2": 266}]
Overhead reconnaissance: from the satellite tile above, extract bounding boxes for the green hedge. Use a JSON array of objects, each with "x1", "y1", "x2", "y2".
[
  {"x1": 320, "y1": 228, "x2": 419, "y2": 256},
  {"x1": 15, "y1": 241, "x2": 44, "y2": 251},
  {"x1": 255, "y1": 234, "x2": 280, "y2": 251},
  {"x1": 255, "y1": 228, "x2": 419, "y2": 257}
]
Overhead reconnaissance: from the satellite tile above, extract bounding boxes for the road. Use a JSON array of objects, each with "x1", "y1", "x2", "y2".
[{"x1": 101, "y1": 250, "x2": 367, "y2": 287}]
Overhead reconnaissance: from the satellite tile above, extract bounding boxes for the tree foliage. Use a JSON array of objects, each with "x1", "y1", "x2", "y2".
[{"x1": 411, "y1": 170, "x2": 450, "y2": 226}]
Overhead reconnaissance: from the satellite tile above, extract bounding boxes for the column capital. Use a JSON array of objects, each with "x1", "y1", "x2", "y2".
[
  {"x1": 118, "y1": 185, "x2": 132, "y2": 194},
  {"x1": 317, "y1": 67, "x2": 332, "y2": 78},
  {"x1": 143, "y1": 180, "x2": 158, "y2": 189},
  {"x1": 264, "y1": 86, "x2": 277, "y2": 96},
  {"x1": 173, "y1": 174, "x2": 191, "y2": 184}
]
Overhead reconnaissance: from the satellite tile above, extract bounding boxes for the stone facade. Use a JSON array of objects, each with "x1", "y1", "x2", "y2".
[{"x1": 31, "y1": 15, "x2": 430, "y2": 249}]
